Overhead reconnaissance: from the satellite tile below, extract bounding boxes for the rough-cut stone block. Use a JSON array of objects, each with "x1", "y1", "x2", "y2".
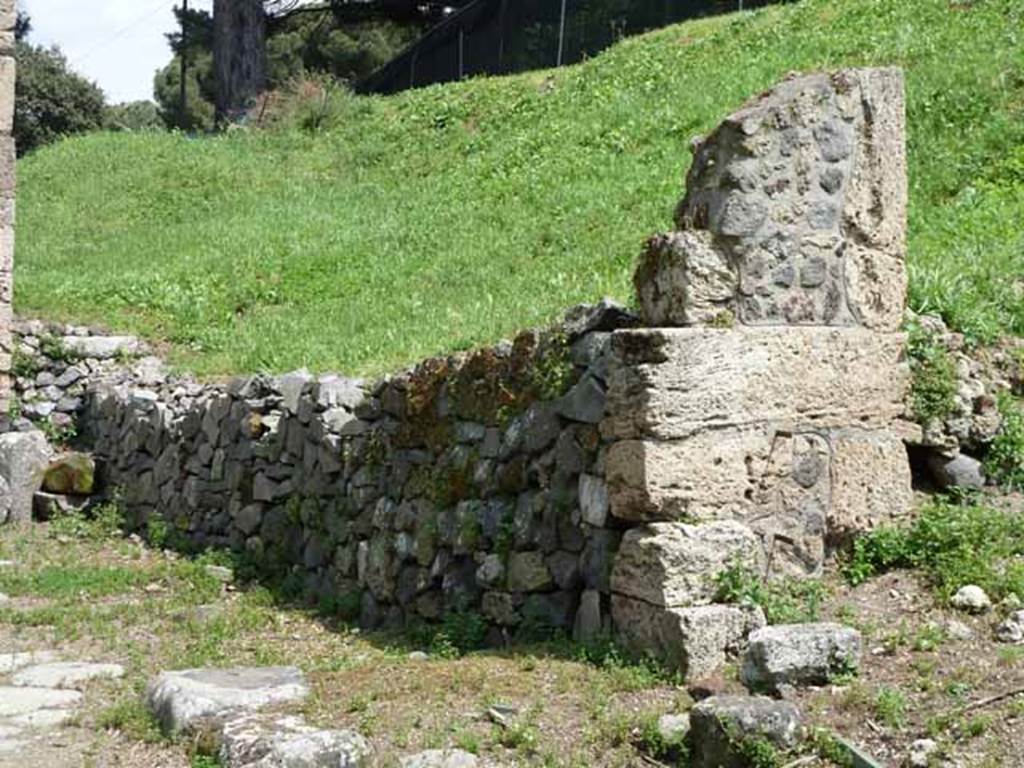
[
  {"x1": 659, "y1": 68, "x2": 907, "y2": 332},
  {"x1": 612, "y1": 597, "x2": 766, "y2": 681},
  {"x1": 829, "y1": 428, "x2": 912, "y2": 543},
  {"x1": 634, "y1": 231, "x2": 736, "y2": 326},
  {"x1": 220, "y1": 714, "x2": 371, "y2": 768},
  {"x1": 0, "y1": 56, "x2": 11, "y2": 133},
  {"x1": 603, "y1": 326, "x2": 908, "y2": 441},
  {"x1": 689, "y1": 695, "x2": 802, "y2": 768},
  {"x1": 610, "y1": 520, "x2": 762, "y2": 607},
  {"x1": 742, "y1": 623, "x2": 862, "y2": 692},
  {"x1": 0, "y1": 431, "x2": 53, "y2": 525},
  {"x1": 146, "y1": 667, "x2": 309, "y2": 736}
]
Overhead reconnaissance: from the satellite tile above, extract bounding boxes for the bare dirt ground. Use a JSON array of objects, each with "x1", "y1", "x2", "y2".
[{"x1": 1, "y1": 496, "x2": 1023, "y2": 768}]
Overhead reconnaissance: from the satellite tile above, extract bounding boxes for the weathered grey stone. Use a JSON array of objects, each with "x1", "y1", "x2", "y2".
[
  {"x1": 578, "y1": 474, "x2": 608, "y2": 528},
  {"x1": 926, "y1": 451, "x2": 986, "y2": 490},
  {"x1": 219, "y1": 713, "x2": 371, "y2": 768},
  {"x1": 611, "y1": 521, "x2": 762, "y2": 608},
  {"x1": 742, "y1": 623, "x2": 861, "y2": 691},
  {"x1": 635, "y1": 231, "x2": 737, "y2": 327},
  {"x1": 561, "y1": 298, "x2": 640, "y2": 339},
  {"x1": 657, "y1": 713, "x2": 691, "y2": 744},
  {"x1": 0, "y1": 686, "x2": 82, "y2": 717},
  {"x1": 400, "y1": 749, "x2": 478, "y2": 768},
  {"x1": 506, "y1": 551, "x2": 553, "y2": 593},
  {"x1": 572, "y1": 589, "x2": 603, "y2": 642},
  {"x1": 146, "y1": 667, "x2": 309, "y2": 735},
  {"x1": 951, "y1": 585, "x2": 991, "y2": 614},
  {"x1": 554, "y1": 375, "x2": 605, "y2": 424},
  {"x1": 996, "y1": 610, "x2": 1024, "y2": 644},
  {"x1": 689, "y1": 695, "x2": 802, "y2": 768},
  {"x1": 0, "y1": 651, "x2": 61, "y2": 674},
  {"x1": 613, "y1": 597, "x2": 766, "y2": 681},
  {"x1": 61, "y1": 335, "x2": 143, "y2": 360},
  {"x1": 11, "y1": 661, "x2": 125, "y2": 689},
  {"x1": 275, "y1": 369, "x2": 313, "y2": 415},
  {"x1": 0, "y1": 431, "x2": 52, "y2": 524}
]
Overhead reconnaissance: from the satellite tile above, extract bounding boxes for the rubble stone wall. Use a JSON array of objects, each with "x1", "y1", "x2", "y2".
[
  {"x1": 8, "y1": 305, "x2": 635, "y2": 638},
  {"x1": 0, "y1": 0, "x2": 15, "y2": 413}
]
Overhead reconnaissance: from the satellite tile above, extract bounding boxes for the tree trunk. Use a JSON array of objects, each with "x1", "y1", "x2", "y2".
[{"x1": 213, "y1": 0, "x2": 266, "y2": 124}]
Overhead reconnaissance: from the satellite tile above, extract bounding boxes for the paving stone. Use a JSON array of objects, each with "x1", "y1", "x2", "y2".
[
  {"x1": 11, "y1": 661, "x2": 125, "y2": 689},
  {"x1": 0, "y1": 651, "x2": 60, "y2": 674},
  {"x1": 0, "y1": 686, "x2": 82, "y2": 718},
  {"x1": 400, "y1": 749, "x2": 479, "y2": 768}
]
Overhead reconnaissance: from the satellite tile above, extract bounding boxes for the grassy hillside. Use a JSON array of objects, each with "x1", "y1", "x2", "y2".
[{"x1": 17, "y1": 0, "x2": 1024, "y2": 376}]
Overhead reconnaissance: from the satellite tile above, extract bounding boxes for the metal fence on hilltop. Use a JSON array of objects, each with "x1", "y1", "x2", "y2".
[{"x1": 355, "y1": 0, "x2": 787, "y2": 95}]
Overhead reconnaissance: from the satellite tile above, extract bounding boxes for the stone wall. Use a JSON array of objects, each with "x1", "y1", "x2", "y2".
[
  {"x1": 1, "y1": 69, "x2": 916, "y2": 680},
  {"x1": 10, "y1": 304, "x2": 634, "y2": 638},
  {"x1": 0, "y1": 0, "x2": 14, "y2": 413}
]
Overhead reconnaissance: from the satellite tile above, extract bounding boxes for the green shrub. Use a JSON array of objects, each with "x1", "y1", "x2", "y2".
[
  {"x1": 874, "y1": 687, "x2": 908, "y2": 728},
  {"x1": 906, "y1": 322, "x2": 958, "y2": 426},
  {"x1": 983, "y1": 395, "x2": 1024, "y2": 490},
  {"x1": 843, "y1": 498, "x2": 1024, "y2": 602}
]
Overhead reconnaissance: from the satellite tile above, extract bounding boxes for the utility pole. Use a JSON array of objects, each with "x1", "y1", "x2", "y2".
[{"x1": 179, "y1": 0, "x2": 188, "y2": 128}]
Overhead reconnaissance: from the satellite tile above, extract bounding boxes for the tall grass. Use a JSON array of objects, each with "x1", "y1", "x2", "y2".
[{"x1": 16, "y1": 0, "x2": 1024, "y2": 376}]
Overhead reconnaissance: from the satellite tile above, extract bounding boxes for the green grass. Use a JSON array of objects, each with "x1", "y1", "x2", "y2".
[{"x1": 16, "y1": 0, "x2": 1024, "y2": 376}]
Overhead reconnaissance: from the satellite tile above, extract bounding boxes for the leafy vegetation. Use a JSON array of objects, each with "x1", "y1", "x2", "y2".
[
  {"x1": 715, "y1": 563, "x2": 826, "y2": 624},
  {"x1": 906, "y1": 321, "x2": 958, "y2": 425},
  {"x1": 983, "y1": 395, "x2": 1024, "y2": 490},
  {"x1": 843, "y1": 497, "x2": 1024, "y2": 603},
  {"x1": 17, "y1": 0, "x2": 1024, "y2": 376}
]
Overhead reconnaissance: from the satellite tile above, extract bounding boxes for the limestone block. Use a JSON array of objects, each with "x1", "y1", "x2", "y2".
[
  {"x1": 220, "y1": 713, "x2": 371, "y2": 768},
  {"x1": 0, "y1": 56, "x2": 11, "y2": 133},
  {"x1": 664, "y1": 68, "x2": 906, "y2": 331},
  {"x1": 689, "y1": 696, "x2": 802, "y2": 768},
  {"x1": 634, "y1": 231, "x2": 736, "y2": 326},
  {"x1": 829, "y1": 428, "x2": 912, "y2": 543},
  {"x1": 742, "y1": 623, "x2": 862, "y2": 691},
  {"x1": 612, "y1": 596, "x2": 766, "y2": 680},
  {"x1": 146, "y1": 667, "x2": 309, "y2": 736},
  {"x1": 610, "y1": 520, "x2": 762, "y2": 607},
  {"x1": 603, "y1": 326, "x2": 909, "y2": 441},
  {"x1": 0, "y1": 431, "x2": 53, "y2": 524}
]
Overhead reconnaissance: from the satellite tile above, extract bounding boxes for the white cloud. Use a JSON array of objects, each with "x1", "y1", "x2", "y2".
[{"x1": 21, "y1": 0, "x2": 214, "y2": 104}]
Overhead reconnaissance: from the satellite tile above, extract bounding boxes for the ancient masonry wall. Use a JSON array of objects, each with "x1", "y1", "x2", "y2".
[
  {"x1": 0, "y1": 0, "x2": 14, "y2": 412},
  {"x1": 2, "y1": 68, "x2": 915, "y2": 680}
]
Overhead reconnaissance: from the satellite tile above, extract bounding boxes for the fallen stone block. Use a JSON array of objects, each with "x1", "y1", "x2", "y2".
[
  {"x1": 689, "y1": 695, "x2": 802, "y2": 768},
  {"x1": 742, "y1": 623, "x2": 861, "y2": 692},
  {"x1": 219, "y1": 713, "x2": 371, "y2": 768},
  {"x1": 146, "y1": 667, "x2": 309, "y2": 736}
]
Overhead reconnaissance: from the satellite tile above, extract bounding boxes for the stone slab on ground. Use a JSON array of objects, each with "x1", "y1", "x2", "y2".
[
  {"x1": 147, "y1": 666, "x2": 310, "y2": 735},
  {"x1": 0, "y1": 650, "x2": 60, "y2": 674},
  {"x1": 220, "y1": 713, "x2": 371, "y2": 768},
  {"x1": 11, "y1": 661, "x2": 125, "y2": 689},
  {"x1": 400, "y1": 750, "x2": 480, "y2": 768},
  {"x1": 0, "y1": 685, "x2": 81, "y2": 717}
]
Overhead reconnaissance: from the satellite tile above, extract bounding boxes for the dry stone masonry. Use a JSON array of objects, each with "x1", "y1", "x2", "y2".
[
  {"x1": 0, "y1": 0, "x2": 14, "y2": 413},
  {"x1": 0, "y1": 69, "x2": 914, "y2": 683}
]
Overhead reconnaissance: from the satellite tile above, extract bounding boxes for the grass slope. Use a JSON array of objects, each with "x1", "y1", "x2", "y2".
[{"x1": 17, "y1": 0, "x2": 1024, "y2": 376}]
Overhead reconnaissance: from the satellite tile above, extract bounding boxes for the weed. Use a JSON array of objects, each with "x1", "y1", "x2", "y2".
[
  {"x1": 983, "y1": 394, "x2": 1024, "y2": 490},
  {"x1": 874, "y1": 686, "x2": 908, "y2": 728},
  {"x1": 96, "y1": 697, "x2": 164, "y2": 742},
  {"x1": 410, "y1": 611, "x2": 489, "y2": 659},
  {"x1": 715, "y1": 564, "x2": 826, "y2": 624},
  {"x1": 11, "y1": 347, "x2": 41, "y2": 378},
  {"x1": 906, "y1": 322, "x2": 959, "y2": 426},
  {"x1": 734, "y1": 736, "x2": 781, "y2": 768},
  {"x1": 842, "y1": 498, "x2": 1024, "y2": 602}
]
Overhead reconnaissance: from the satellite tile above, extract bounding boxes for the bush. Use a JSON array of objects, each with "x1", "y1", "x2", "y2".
[
  {"x1": 983, "y1": 395, "x2": 1024, "y2": 490},
  {"x1": 104, "y1": 101, "x2": 165, "y2": 133},
  {"x1": 715, "y1": 565, "x2": 826, "y2": 624},
  {"x1": 15, "y1": 41, "x2": 105, "y2": 154},
  {"x1": 843, "y1": 498, "x2": 1024, "y2": 602}
]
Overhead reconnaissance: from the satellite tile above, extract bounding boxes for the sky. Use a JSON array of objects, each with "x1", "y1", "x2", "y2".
[{"x1": 21, "y1": 0, "x2": 213, "y2": 104}]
